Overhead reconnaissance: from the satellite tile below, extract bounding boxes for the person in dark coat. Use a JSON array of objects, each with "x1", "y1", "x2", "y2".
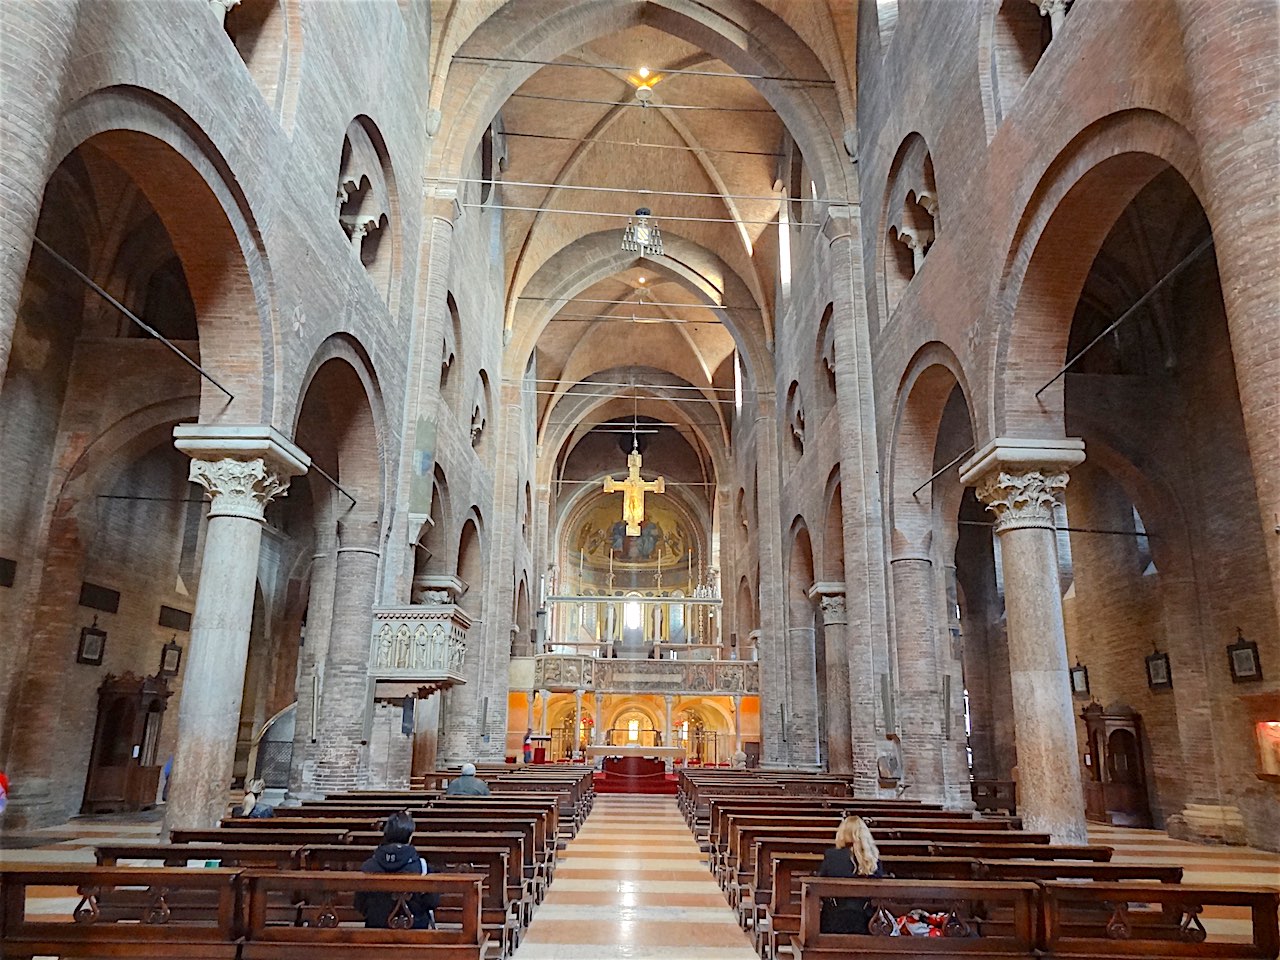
[
  {"x1": 816, "y1": 815, "x2": 885, "y2": 934},
  {"x1": 354, "y1": 811, "x2": 439, "y2": 929},
  {"x1": 444, "y1": 763, "x2": 491, "y2": 796}
]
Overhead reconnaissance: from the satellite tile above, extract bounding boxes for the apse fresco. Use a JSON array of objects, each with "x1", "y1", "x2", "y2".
[{"x1": 571, "y1": 495, "x2": 697, "y2": 570}]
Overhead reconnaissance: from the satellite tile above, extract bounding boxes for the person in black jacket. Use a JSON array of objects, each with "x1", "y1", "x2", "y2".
[
  {"x1": 816, "y1": 815, "x2": 885, "y2": 934},
  {"x1": 354, "y1": 811, "x2": 440, "y2": 929}
]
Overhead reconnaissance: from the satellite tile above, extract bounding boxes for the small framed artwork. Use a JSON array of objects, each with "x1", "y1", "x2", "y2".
[
  {"x1": 158, "y1": 637, "x2": 183, "y2": 678},
  {"x1": 77, "y1": 618, "x2": 107, "y2": 665},
  {"x1": 1227, "y1": 628, "x2": 1263, "y2": 683},
  {"x1": 1145, "y1": 650, "x2": 1173, "y2": 690},
  {"x1": 1069, "y1": 661, "x2": 1091, "y2": 698}
]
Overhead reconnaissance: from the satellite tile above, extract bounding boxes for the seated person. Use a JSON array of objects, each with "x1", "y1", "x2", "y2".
[
  {"x1": 817, "y1": 815, "x2": 884, "y2": 933},
  {"x1": 231, "y1": 778, "x2": 274, "y2": 818},
  {"x1": 354, "y1": 811, "x2": 439, "y2": 929},
  {"x1": 444, "y1": 762, "x2": 491, "y2": 796}
]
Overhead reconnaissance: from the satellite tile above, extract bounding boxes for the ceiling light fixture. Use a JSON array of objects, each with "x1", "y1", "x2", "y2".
[
  {"x1": 638, "y1": 276, "x2": 646, "y2": 284},
  {"x1": 638, "y1": 65, "x2": 651, "y2": 79},
  {"x1": 622, "y1": 208, "x2": 663, "y2": 257}
]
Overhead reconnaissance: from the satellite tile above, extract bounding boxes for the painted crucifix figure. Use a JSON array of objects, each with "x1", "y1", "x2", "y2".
[{"x1": 604, "y1": 442, "x2": 665, "y2": 536}]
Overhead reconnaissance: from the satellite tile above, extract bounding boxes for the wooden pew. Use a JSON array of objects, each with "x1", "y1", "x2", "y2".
[
  {"x1": 793, "y1": 876, "x2": 1040, "y2": 958},
  {"x1": 760, "y1": 853, "x2": 1184, "y2": 960},
  {"x1": 0, "y1": 866, "x2": 242, "y2": 959},
  {"x1": 96, "y1": 842, "x2": 301, "y2": 868},
  {"x1": 303, "y1": 845, "x2": 517, "y2": 958},
  {"x1": 240, "y1": 870, "x2": 488, "y2": 959},
  {"x1": 1040, "y1": 881, "x2": 1280, "y2": 959},
  {"x1": 971, "y1": 779, "x2": 1017, "y2": 815},
  {"x1": 173, "y1": 827, "x2": 352, "y2": 845}
]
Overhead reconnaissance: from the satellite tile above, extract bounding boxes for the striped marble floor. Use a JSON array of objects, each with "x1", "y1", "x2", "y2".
[{"x1": 513, "y1": 794, "x2": 758, "y2": 959}]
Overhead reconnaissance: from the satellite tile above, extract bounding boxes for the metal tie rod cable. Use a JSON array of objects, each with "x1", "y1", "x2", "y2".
[
  {"x1": 33, "y1": 237, "x2": 359, "y2": 505},
  {"x1": 502, "y1": 130, "x2": 783, "y2": 159},
  {"x1": 1035, "y1": 234, "x2": 1215, "y2": 398},
  {"x1": 546, "y1": 312, "x2": 729, "y2": 325},
  {"x1": 517, "y1": 376, "x2": 738, "y2": 394},
  {"x1": 461, "y1": 202, "x2": 816, "y2": 226},
  {"x1": 911, "y1": 446, "x2": 975, "y2": 497},
  {"x1": 32, "y1": 236, "x2": 235, "y2": 401},
  {"x1": 508, "y1": 92, "x2": 777, "y2": 113},
  {"x1": 526, "y1": 388, "x2": 728, "y2": 402},
  {"x1": 453, "y1": 55, "x2": 836, "y2": 85},
  {"x1": 958, "y1": 519, "x2": 1157, "y2": 538},
  {"x1": 516, "y1": 297, "x2": 759, "y2": 311},
  {"x1": 434, "y1": 176, "x2": 826, "y2": 204}
]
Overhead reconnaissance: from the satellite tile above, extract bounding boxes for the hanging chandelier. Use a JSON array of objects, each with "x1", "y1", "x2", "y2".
[{"x1": 622, "y1": 207, "x2": 663, "y2": 257}]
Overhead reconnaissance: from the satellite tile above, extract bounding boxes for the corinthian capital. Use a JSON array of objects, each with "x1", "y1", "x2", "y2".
[
  {"x1": 189, "y1": 458, "x2": 290, "y2": 521},
  {"x1": 973, "y1": 469, "x2": 1068, "y2": 533}
]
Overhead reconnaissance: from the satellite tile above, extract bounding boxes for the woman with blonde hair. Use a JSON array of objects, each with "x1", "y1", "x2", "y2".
[{"x1": 816, "y1": 815, "x2": 884, "y2": 933}]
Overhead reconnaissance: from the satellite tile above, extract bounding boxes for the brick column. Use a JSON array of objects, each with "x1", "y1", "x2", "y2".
[
  {"x1": 1177, "y1": 0, "x2": 1280, "y2": 639},
  {"x1": 166, "y1": 426, "x2": 308, "y2": 829},
  {"x1": 752, "y1": 400, "x2": 788, "y2": 764},
  {"x1": 961, "y1": 438, "x2": 1087, "y2": 843},
  {"x1": 887, "y1": 552, "x2": 968, "y2": 807},
  {"x1": 308, "y1": 517, "x2": 381, "y2": 793},
  {"x1": 288, "y1": 520, "x2": 337, "y2": 798},
  {"x1": 810, "y1": 587, "x2": 853, "y2": 775},
  {"x1": 824, "y1": 206, "x2": 890, "y2": 795},
  {"x1": 0, "y1": 0, "x2": 79, "y2": 389}
]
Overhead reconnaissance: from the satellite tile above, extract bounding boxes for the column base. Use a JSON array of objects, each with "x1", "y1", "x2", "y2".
[{"x1": 1166, "y1": 804, "x2": 1248, "y2": 846}]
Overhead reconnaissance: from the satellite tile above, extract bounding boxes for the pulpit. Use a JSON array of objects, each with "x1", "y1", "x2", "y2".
[
  {"x1": 81, "y1": 673, "x2": 171, "y2": 814},
  {"x1": 1081, "y1": 702, "x2": 1152, "y2": 827}
]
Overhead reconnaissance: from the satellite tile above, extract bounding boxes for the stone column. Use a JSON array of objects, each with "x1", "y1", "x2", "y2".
[
  {"x1": 663, "y1": 695, "x2": 674, "y2": 747},
  {"x1": 593, "y1": 694, "x2": 603, "y2": 745},
  {"x1": 538, "y1": 689, "x2": 550, "y2": 735},
  {"x1": 209, "y1": 0, "x2": 240, "y2": 25},
  {"x1": 1035, "y1": 0, "x2": 1068, "y2": 35},
  {"x1": 572, "y1": 689, "x2": 584, "y2": 759},
  {"x1": 308, "y1": 517, "x2": 381, "y2": 793},
  {"x1": 526, "y1": 690, "x2": 536, "y2": 735},
  {"x1": 961, "y1": 438, "x2": 1087, "y2": 843},
  {"x1": 166, "y1": 426, "x2": 308, "y2": 829},
  {"x1": 810, "y1": 587, "x2": 854, "y2": 774}
]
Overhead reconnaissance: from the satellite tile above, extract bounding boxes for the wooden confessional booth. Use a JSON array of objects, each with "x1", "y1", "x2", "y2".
[
  {"x1": 81, "y1": 673, "x2": 171, "y2": 814},
  {"x1": 1081, "y1": 701, "x2": 1153, "y2": 827}
]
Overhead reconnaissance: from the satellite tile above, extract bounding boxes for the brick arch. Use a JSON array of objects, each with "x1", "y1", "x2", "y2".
[
  {"x1": 50, "y1": 85, "x2": 275, "y2": 423},
  {"x1": 991, "y1": 108, "x2": 1203, "y2": 440},
  {"x1": 293, "y1": 335, "x2": 387, "y2": 522},
  {"x1": 432, "y1": 0, "x2": 848, "y2": 202},
  {"x1": 822, "y1": 467, "x2": 844, "y2": 583},
  {"x1": 887, "y1": 342, "x2": 976, "y2": 553}
]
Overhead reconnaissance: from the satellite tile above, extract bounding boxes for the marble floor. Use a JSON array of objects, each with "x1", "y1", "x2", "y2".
[
  {"x1": 2, "y1": 799, "x2": 1276, "y2": 954},
  {"x1": 513, "y1": 794, "x2": 759, "y2": 959}
]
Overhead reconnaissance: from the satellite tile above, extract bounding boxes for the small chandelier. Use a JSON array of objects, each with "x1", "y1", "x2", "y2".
[{"x1": 622, "y1": 207, "x2": 663, "y2": 257}]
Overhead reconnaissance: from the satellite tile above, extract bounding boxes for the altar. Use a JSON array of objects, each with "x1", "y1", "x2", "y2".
[
  {"x1": 583, "y1": 744, "x2": 686, "y2": 761},
  {"x1": 586, "y1": 744, "x2": 683, "y2": 795}
]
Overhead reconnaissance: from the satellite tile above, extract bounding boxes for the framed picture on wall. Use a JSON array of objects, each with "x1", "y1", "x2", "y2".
[
  {"x1": 1145, "y1": 651, "x2": 1172, "y2": 690},
  {"x1": 158, "y1": 637, "x2": 183, "y2": 678},
  {"x1": 77, "y1": 618, "x2": 107, "y2": 666},
  {"x1": 1228, "y1": 628, "x2": 1263, "y2": 683}
]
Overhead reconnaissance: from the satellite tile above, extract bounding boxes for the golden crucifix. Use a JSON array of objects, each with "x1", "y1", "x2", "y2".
[{"x1": 604, "y1": 442, "x2": 665, "y2": 536}]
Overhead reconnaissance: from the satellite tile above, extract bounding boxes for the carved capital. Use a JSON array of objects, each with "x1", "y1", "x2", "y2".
[
  {"x1": 973, "y1": 468, "x2": 1068, "y2": 533},
  {"x1": 189, "y1": 458, "x2": 290, "y2": 521},
  {"x1": 1035, "y1": 0, "x2": 1068, "y2": 17},
  {"x1": 819, "y1": 594, "x2": 848, "y2": 625}
]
